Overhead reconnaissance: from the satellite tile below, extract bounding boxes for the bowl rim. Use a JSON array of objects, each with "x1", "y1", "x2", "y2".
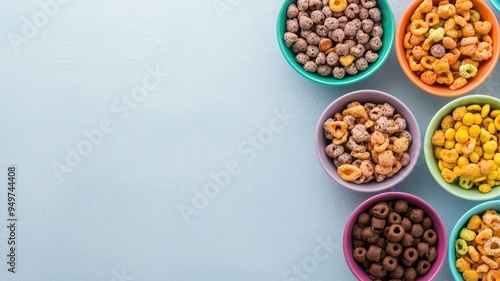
[
  {"x1": 395, "y1": 0, "x2": 500, "y2": 97},
  {"x1": 424, "y1": 94, "x2": 500, "y2": 201},
  {"x1": 447, "y1": 200, "x2": 500, "y2": 279},
  {"x1": 343, "y1": 191, "x2": 448, "y2": 281},
  {"x1": 315, "y1": 89, "x2": 421, "y2": 192},
  {"x1": 276, "y1": 0, "x2": 396, "y2": 86}
]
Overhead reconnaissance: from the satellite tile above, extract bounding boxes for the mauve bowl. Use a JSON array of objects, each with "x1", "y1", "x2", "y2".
[
  {"x1": 315, "y1": 90, "x2": 421, "y2": 192},
  {"x1": 344, "y1": 192, "x2": 448, "y2": 280}
]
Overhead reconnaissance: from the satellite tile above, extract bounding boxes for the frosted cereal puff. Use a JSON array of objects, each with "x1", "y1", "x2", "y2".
[{"x1": 474, "y1": 21, "x2": 492, "y2": 36}]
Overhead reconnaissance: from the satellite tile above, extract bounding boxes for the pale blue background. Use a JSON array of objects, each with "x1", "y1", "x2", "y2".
[{"x1": 0, "y1": 0, "x2": 499, "y2": 280}]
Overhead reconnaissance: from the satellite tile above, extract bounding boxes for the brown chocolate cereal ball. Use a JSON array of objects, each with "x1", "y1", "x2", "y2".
[
  {"x1": 292, "y1": 38, "x2": 308, "y2": 53},
  {"x1": 401, "y1": 233, "x2": 414, "y2": 247},
  {"x1": 345, "y1": 64, "x2": 359, "y2": 75},
  {"x1": 311, "y1": 10, "x2": 325, "y2": 24},
  {"x1": 287, "y1": 18, "x2": 300, "y2": 33},
  {"x1": 417, "y1": 242, "x2": 430, "y2": 258},
  {"x1": 430, "y1": 44, "x2": 446, "y2": 58},
  {"x1": 416, "y1": 260, "x2": 431, "y2": 275},
  {"x1": 303, "y1": 61, "x2": 318, "y2": 72},
  {"x1": 367, "y1": 245, "x2": 383, "y2": 262},
  {"x1": 402, "y1": 247, "x2": 418, "y2": 264},
  {"x1": 371, "y1": 217, "x2": 386, "y2": 233},
  {"x1": 387, "y1": 224, "x2": 405, "y2": 242},
  {"x1": 394, "y1": 200, "x2": 409, "y2": 213},
  {"x1": 287, "y1": 4, "x2": 299, "y2": 18},
  {"x1": 315, "y1": 52, "x2": 327, "y2": 65},
  {"x1": 317, "y1": 64, "x2": 333, "y2": 76},
  {"x1": 390, "y1": 265, "x2": 404, "y2": 279},
  {"x1": 382, "y1": 256, "x2": 398, "y2": 272},
  {"x1": 322, "y1": 6, "x2": 333, "y2": 17},
  {"x1": 387, "y1": 212, "x2": 402, "y2": 225},
  {"x1": 421, "y1": 216, "x2": 433, "y2": 230},
  {"x1": 297, "y1": 0, "x2": 309, "y2": 11},
  {"x1": 410, "y1": 224, "x2": 424, "y2": 238},
  {"x1": 353, "y1": 247, "x2": 368, "y2": 263},
  {"x1": 326, "y1": 52, "x2": 339, "y2": 66},
  {"x1": 333, "y1": 66, "x2": 346, "y2": 79},
  {"x1": 369, "y1": 263, "x2": 387, "y2": 279},
  {"x1": 369, "y1": 7, "x2": 382, "y2": 22},
  {"x1": 306, "y1": 45, "x2": 320, "y2": 57},
  {"x1": 409, "y1": 208, "x2": 424, "y2": 223},
  {"x1": 295, "y1": 53, "x2": 310, "y2": 65},
  {"x1": 363, "y1": 226, "x2": 380, "y2": 244},
  {"x1": 284, "y1": 32, "x2": 299, "y2": 47},
  {"x1": 299, "y1": 16, "x2": 314, "y2": 30},
  {"x1": 306, "y1": 32, "x2": 321, "y2": 45},
  {"x1": 404, "y1": 267, "x2": 418, "y2": 281},
  {"x1": 422, "y1": 229, "x2": 438, "y2": 246},
  {"x1": 330, "y1": 29, "x2": 345, "y2": 43},
  {"x1": 369, "y1": 36, "x2": 382, "y2": 51},
  {"x1": 353, "y1": 239, "x2": 366, "y2": 249},
  {"x1": 372, "y1": 202, "x2": 390, "y2": 219},
  {"x1": 385, "y1": 242, "x2": 403, "y2": 257}
]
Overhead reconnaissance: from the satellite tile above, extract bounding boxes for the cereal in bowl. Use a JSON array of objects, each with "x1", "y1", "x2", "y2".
[{"x1": 324, "y1": 101, "x2": 412, "y2": 184}]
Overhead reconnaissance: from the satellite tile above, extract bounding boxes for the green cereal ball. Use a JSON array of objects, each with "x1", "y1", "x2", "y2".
[
  {"x1": 455, "y1": 239, "x2": 468, "y2": 256},
  {"x1": 459, "y1": 228, "x2": 476, "y2": 242},
  {"x1": 459, "y1": 64, "x2": 478, "y2": 79},
  {"x1": 429, "y1": 27, "x2": 445, "y2": 42},
  {"x1": 470, "y1": 10, "x2": 480, "y2": 23}
]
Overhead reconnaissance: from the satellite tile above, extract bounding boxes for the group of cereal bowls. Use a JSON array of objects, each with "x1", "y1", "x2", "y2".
[
  {"x1": 277, "y1": 0, "x2": 500, "y2": 279},
  {"x1": 277, "y1": 0, "x2": 500, "y2": 96}
]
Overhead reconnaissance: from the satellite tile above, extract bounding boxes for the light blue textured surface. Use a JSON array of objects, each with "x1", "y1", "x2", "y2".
[{"x1": 0, "y1": 0, "x2": 499, "y2": 280}]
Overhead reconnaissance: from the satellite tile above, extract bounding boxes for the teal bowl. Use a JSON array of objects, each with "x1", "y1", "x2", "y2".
[
  {"x1": 491, "y1": 0, "x2": 500, "y2": 13},
  {"x1": 276, "y1": 0, "x2": 396, "y2": 86},
  {"x1": 424, "y1": 95, "x2": 500, "y2": 201},
  {"x1": 448, "y1": 200, "x2": 500, "y2": 280}
]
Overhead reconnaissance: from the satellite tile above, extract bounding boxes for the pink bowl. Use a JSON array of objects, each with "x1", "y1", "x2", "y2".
[
  {"x1": 343, "y1": 192, "x2": 447, "y2": 280},
  {"x1": 315, "y1": 90, "x2": 421, "y2": 192}
]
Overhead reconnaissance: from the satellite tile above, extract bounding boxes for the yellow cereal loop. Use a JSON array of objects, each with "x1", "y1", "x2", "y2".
[
  {"x1": 455, "y1": 143, "x2": 465, "y2": 154},
  {"x1": 479, "y1": 183, "x2": 492, "y2": 193},
  {"x1": 494, "y1": 153, "x2": 500, "y2": 165},
  {"x1": 488, "y1": 171, "x2": 498, "y2": 180},
  {"x1": 463, "y1": 112, "x2": 475, "y2": 126},
  {"x1": 455, "y1": 121, "x2": 465, "y2": 130},
  {"x1": 473, "y1": 113, "x2": 483, "y2": 125},
  {"x1": 469, "y1": 125, "x2": 481, "y2": 138},
  {"x1": 445, "y1": 128, "x2": 456, "y2": 140},
  {"x1": 434, "y1": 146, "x2": 443, "y2": 159},
  {"x1": 482, "y1": 104, "x2": 491, "y2": 117},
  {"x1": 491, "y1": 110, "x2": 500, "y2": 118},
  {"x1": 494, "y1": 115, "x2": 500, "y2": 130},
  {"x1": 458, "y1": 156, "x2": 470, "y2": 167},
  {"x1": 484, "y1": 141, "x2": 498, "y2": 154},
  {"x1": 484, "y1": 152, "x2": 494, "y2": 160},
  {"x1": 329, "y1": 0, "x2": 347, "y2": 13},
  {"x1": 480, "y1": 129, "x2": 491, "y2": 143},
  {"x1": 455, "y1": 128, "x2": 470, "y2": 144},
  {"x1": 445, "y1": 139, "x2": 455, "y2": 149},
  {"x1": 438, "y1": 160, "x2": 445, "y2": 171},
  {"x1": 467, "y1": 104, "x2": 482, "y2": 112},
  {"x1": 454, "y1": 166, "x2": 462, "y2": 176},
  {"x1": 488, "y1": 123, "x2": 497, "y2": 134}
]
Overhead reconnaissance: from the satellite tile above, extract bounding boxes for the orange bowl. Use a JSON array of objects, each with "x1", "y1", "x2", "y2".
[{"x1": 395, "y1": 0, "x2": 500, "y2": 97}]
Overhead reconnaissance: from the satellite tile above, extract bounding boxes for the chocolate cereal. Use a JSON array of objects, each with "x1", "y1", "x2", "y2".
[
  {"x1": 284, "y1": 0, "x2": 384, "y2": 78},
  {"x1": 352, "y1": 200, "x2": 439, "y2": 280}
]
